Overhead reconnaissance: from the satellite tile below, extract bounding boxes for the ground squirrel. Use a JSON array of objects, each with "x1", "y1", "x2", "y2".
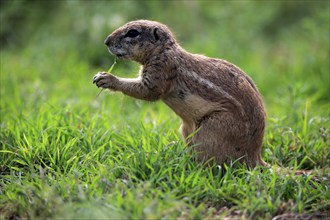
[{"x1": 93, "y1": 20, "x2": 267, "y2": 167}]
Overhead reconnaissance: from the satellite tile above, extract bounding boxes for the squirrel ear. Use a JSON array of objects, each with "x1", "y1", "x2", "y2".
[{"x1": 153, "y1": 28, "x2": 160, "y2": 41}]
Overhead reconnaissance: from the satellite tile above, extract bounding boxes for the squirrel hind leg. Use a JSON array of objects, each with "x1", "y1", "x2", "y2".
[{"x1": 189, "y1": 112, "x2": 266, "y2": 168}]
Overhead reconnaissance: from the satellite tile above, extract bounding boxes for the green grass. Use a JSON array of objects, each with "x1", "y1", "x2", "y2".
[{"x1": 1, "y1": 1, "x2": 329, "y2": 219}]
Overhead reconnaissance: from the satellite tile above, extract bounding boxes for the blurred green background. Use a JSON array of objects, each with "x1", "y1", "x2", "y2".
[{"x1": 1, "y1": 0, "x2": 329, "y2": 123}]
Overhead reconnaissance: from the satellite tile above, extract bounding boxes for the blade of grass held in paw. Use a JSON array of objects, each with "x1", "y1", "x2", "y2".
[
  {"x1": 108, "y1": 56, "x2": 117, "y2": 73},
  {"x1": 96, "y1": 56, "x2": 117, "y2": 98}
]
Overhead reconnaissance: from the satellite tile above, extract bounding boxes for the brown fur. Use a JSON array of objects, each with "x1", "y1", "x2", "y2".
[{"x1": 93, "y1": 20, "x2": 267, "y2": 167}]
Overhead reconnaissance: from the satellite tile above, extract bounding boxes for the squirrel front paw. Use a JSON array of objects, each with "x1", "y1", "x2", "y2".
[{"x1": 93, "y1": 72, "x2": 117, "y2": 89}]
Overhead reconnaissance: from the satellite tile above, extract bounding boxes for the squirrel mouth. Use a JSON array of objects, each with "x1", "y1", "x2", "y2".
[
  {"x1": 116, "y1": 53, "x2": 125, "y2": 58},
  {"x1": 107, "y1": 47, "x2": 126, "y2": 58}
]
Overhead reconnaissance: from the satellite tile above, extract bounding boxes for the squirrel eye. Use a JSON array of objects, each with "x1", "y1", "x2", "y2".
[{"x1": 125, "y1": 29, "x2": 140, "y2": 38}]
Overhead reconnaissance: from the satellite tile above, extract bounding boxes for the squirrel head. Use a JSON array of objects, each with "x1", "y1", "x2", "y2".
[{"x1": 104, "y1": 20, "x2": 178, "y2": 64}]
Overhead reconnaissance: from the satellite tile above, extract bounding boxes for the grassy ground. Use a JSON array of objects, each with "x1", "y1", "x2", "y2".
[{"x1": 1, "y1": 1, "x2": 329, "y2": 219}]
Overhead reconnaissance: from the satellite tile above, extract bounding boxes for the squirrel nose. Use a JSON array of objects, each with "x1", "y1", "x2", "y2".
[{"x1": 104, "y1": 36, "x2": 111, "y2": 46}]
